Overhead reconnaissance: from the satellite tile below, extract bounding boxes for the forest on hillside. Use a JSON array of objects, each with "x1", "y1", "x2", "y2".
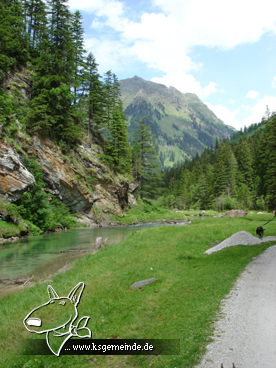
[
  {"x1": 1, "y1": 0, "x2": 276, "y2": 217},
  {"x1": 0, "y1": 0, "x2": 161, "y2": 195},
  {"x1": 0, "y1": 0, "x2": 163, "y2": 234},
  {"x1": 161, "y1": 113, "x2": 276, "y2": 211}
]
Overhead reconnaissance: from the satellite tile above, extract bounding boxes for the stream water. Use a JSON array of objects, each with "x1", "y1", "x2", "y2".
[{"x1": 0, "y1": 222, "x2": 189, "y2": 285}]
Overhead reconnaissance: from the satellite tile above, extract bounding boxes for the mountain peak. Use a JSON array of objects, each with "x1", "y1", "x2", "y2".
[{"x1": 120, "y1": 76, "x2": 235, "y2": 168}]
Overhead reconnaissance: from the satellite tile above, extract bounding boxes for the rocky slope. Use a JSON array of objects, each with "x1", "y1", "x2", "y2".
[
  {"x1": 0, "y1": 135, "x2": 139, "y2": 227},
  {"x1": 0, "y1": 68, "x2": 139, "y2": 229}
]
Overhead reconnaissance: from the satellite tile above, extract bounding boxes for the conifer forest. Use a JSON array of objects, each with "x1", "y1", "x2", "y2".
[{"x1": 1, "y1": 0, "x2": 276, "y2": 212}]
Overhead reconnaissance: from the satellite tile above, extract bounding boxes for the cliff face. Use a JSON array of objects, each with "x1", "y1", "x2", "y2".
[
  {"x1": 0, "y1": 68, "x2": 139, "y2": 227},
  {"x1": 0, "y1": 141, "x2": 35, "y2": 201},
  {"x1": 0, "y1": 135, "x2": 138, "y2": 226}
]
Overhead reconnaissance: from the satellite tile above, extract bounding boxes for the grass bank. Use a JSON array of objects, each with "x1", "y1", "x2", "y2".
[
  {"x1": 1, "y1": 214, "x2": 276, "y2": 367},
  {"x1": 110, "y1": 201, "x2": 219, "y2": 225}
]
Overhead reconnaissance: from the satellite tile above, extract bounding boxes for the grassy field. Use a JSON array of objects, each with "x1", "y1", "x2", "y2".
[
  {"x1": 110, "y1": 202, "x2": 220, "y2": 225},
  {"x1": 1, "y1": 213, "x2": 276, "y2": 368}
]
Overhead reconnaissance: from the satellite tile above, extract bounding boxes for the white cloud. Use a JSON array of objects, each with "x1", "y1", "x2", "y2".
[
  {"x1": 153, "y1": 0, "x2": 276, "y2": 49},
  {"x1": 70, "y1": 0, "x2": 276, "y2": 68},
  {"x1": 206, "y1": 103, "x2": 241, "y2": 129},
  {"x1": 70, "y1": 0, "x2": 276, "y2": 130},
  {"x1": 151, "y1": 73, "x2": 202, "y2": 95},
  {"x1": 207, "y1": 96, "x2": 276, "y2": 130},
  {"x1": 69, "y1": 0, "x2": 127, "y2": 31},
  {"x1": 245, "y1": 90, "x2": 259, "y2": 99},
  {"x1": 202, "y1": 82, "x2": 217, "y2": 98},
  {"x1": 151, "y1": 73, "x2": 217, "y2": 98},
  {"x1": 84, "y1": 37, "x2": 133, "y2": 73}
]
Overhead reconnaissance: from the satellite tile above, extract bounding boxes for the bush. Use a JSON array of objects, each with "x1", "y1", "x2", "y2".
[
  {"x1": 24, "y1": 220, "x2": 43, "y2": 236},
  {"x1": 256, "y1": 195, "x2": 267, "y2": 210},
  {"x1": 47, "y1": 197, "x2": 77, "y2": 229}
]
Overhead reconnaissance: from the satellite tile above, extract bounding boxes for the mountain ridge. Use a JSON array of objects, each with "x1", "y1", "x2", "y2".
[{"x1": 120, "y1": 76, "x2": 235, "y2": 169}]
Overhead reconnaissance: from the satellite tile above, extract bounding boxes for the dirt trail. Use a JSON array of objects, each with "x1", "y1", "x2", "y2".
[{"x1": 196, "y1": 244, "x2": 276, "y2": 368}]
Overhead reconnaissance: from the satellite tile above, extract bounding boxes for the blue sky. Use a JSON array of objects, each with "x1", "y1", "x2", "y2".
[{"x1": 69, "y1": 0, "x2": 276, "y2": 130}]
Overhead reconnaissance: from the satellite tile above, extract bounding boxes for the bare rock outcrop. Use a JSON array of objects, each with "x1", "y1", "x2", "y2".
[
  {"x1": 0, "y1": 136, "x2": 139, "y2": 224},
  {"x1": 223, "y1": 210, "x2": 247, "y2": 217},
  {"x1": 0, "y1": 142, "x2": 35, "y2": 202}
]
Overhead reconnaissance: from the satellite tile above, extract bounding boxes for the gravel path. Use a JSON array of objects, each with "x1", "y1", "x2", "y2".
[{"x1": 196, "y1": 244, "x2": 276, "y2": 368}]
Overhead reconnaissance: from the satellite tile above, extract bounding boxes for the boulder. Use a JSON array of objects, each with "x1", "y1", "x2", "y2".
[
  {"x1": 0, "y1": 142, "x2": 35, "y2": 202},
  {"x1": 94, "y1": 237, "x2": 107, "y2": 250},
  {"x1": 131, "y1": 278, "x2": 158, "y2": 288},
  {"x1": 223, "y1": 210, "x2": 247, "y2": 218}
]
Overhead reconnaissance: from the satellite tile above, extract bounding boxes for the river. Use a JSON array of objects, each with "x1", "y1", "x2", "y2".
[{"x1": 0, "y1": 222, "x2": 188, "y2": 293}]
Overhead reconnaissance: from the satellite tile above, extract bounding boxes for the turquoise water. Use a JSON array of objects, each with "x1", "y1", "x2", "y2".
[{"x1": 0, "y1": 222, "x2": 188, "y2": 281}]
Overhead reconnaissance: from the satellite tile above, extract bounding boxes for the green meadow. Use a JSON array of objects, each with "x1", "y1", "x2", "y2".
[{"x1": 1, "y1": 213, "x2": 275, "y2": 368}]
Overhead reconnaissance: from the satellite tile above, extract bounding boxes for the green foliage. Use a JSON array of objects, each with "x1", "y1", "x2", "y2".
[
  {"x1": 24, "y1": 220, "x2": 43, "y2": 236},
  {"x1": 1, "y1": 0, "x2": 133, "y2": 176},
  {"x1": 18, "y1": 157, "x2": 50, "y2": 230},
  {"x1": 16, "y1": 157, "x2": 76, "y2": 231},
  {"x1": 163, "y1": 112, "x2": 276, "y2": 211},
  {"x1": 2, "y1": 215, "x2": 274, "y2": 368},
  {"x1": 0, "y1": 220, "x2": 21, "y2": 238},
  {"x1": 22, "y1": 358, "x2": 44, "y2": 368},
  {"x1": 0, "y1": 199, "x2": 22, "y2": 221},
  {"x1": 0, "y1": 0, "x2": 28, "y2": 74},
  {"x1": 132, "y1": 117, "x2": 161, "y2": 198},
  {"x1": 47, "y1": 197, "x2": 77, "y2": 229}
]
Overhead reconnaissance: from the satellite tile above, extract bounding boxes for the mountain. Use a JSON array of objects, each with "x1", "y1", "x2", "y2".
[{"x1": 120, "y1": 76, "x2": 235, "y2": 169}]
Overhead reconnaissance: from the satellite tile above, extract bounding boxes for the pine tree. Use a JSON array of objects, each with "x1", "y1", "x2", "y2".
[
  {"x1": 82, "y1": 53, "x2": 103, "y2": 137},
  {"x1": 27, "y1": 0, "x2": 82, "y2": 143},
  {"x1": 0, "y1": 0, "x2": 28, "y2": 76},
  {"x1": 22, "y1": 0, "x2": 47, "y2": 57},
  {"x1": 70, "y1": 10, "x2": 86, "y2": 104},
  {"x1": 214, "y1": 141, "x2": 237, "y2": 196},
  {"x1": 264, "y1": 116, "x2": 276, "y2": 209},
  {"x1": 132, "y1": 117, "x2": 160, "y2": 198},
  {"x1": 235, "y1": 137, "x2": 254, "y2": 190},
  {"x1": 102, "y1": 70, "x2": 114, "y2": 135}
]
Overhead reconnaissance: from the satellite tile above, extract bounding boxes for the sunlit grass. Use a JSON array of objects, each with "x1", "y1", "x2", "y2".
[{"x1": 1, "y1": 214, "x2": 276, "y2": 367}]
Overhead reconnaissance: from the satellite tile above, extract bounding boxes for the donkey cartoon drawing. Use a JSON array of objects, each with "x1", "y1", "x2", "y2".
[{"x1": 23, "y1": 282, "x2": 91, "y2": 356}]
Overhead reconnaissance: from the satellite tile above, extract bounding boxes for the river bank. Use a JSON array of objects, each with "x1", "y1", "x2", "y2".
[
  {"x1": 0, "y1": 202, "x2": 200, "y2": 243},
  {"x1": 0, "y1": 220, "x2": 191, "y2": 298}
]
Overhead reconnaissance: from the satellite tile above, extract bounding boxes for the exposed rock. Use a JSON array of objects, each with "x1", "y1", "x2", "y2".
[
  {"x1": 223, "y1": 210, "x2": 247, "y2": 217},
  {"x1": 31, "y1": 136, "x2": 93, "y2": 213},
  {"x1": 0, "y1": 133, "x2": 139, "y2": 224},
  {"x1": 94, "y1": 237, "x2": 107, "y2": 250},
  {"x1": 0, "y1": 142, "x2": 35, "y2": 202},
  {"x1": 75, "y1": 214, "x2": 98, "y2": 227},
  {"x1": 207, "y1": 241, "x2": 220, "y2": 247},
  {"x1": 3, "y1": 68, "x2": 32, "y2": 101},
  {"x1": 199, "y1": 210, "x2": 206, "y2": 216},
  {"x1": 205, "y1": 231, "x2": 276, "y2": 254},
  {"x1": 131, "y1": 278, "x2": 158, "y2": 288},
  {"x1": 128, "y1": 181, "x2": 139, "y2": 206}
]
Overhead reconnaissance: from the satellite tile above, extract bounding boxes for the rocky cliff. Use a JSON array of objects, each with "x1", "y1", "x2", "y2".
[
  {"x1": 0, "y1": 67, "x2": 139, "y2": 228},
  {"x1": 0, "y1": 135, "x2": 139, "y2": 227}
]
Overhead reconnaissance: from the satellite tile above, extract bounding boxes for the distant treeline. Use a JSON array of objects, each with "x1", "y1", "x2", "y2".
[{"x1": 160, "y1": 113, "x2": 276, "y2": 211}]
